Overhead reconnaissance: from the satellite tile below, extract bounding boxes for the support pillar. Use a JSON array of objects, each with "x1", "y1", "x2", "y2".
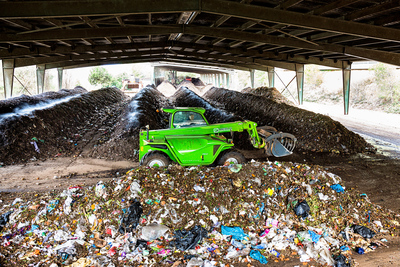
[
  {"x1": 214, "y1": 74, "x2": 217, "y2": 86},
  {"x1": 267, "y1": 67, "x2": 275, "y2": 88},
  {"x1": 57, "y1": 67, "x2": 63, "y2": 90},
  {"x1": 217, "y1": 74, "x2": 221, "y2": 87},
  {"x1": 226, "y1": 73, "x2": 230, "y2": 88},
  {"x1": 2, "y1": 59, "x2": 15, "y2": 98},
  {"x1": 36, "y1": 64, "x2": 45, "y2": 94},
  {"x1": 295, "y1": 64, "x2": 304, "y2": 105},
  {"x1": 221, "y1": 74, "x2": 225, "y2": 88},
  {"x1": 342, "y1": 63, "x2": 351, "y2": 115},
  {"x1": 250, "y1": 69, "x2": 255, "y2": 88}
]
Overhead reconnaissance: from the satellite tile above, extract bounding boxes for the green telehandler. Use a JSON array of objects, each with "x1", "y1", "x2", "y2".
[{"x1": 139, "y1": 107, "x2": 296, "y2": 167}]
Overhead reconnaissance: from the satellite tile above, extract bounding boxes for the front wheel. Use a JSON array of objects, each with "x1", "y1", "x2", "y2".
[
  {"x1": 217, "y1": 151, "x2": 246, "y2": 166},
  {"x1": 140, "y1": 151, "x2": 170, "y2": 167}
]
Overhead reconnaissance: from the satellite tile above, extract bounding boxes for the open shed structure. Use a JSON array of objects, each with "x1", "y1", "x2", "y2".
[{"x1": 1, "y1": 0, "x2": 400, "y2": 114}]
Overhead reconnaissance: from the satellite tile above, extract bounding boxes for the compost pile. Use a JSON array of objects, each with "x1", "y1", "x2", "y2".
[
  {"x1": 156, "y1": 81, "x2": 177, "y2": 97},
  {"x1": 87, "y1": 86, "x2": 170, "y2": 161},
  {"x1": 177, "y1": 80, "x2": 202, "y2": 95},
  {"x1": 0, "y1": 87, "x2": 87, "y2": 114},
  {"x1": 242, "y1": 87, "x2": 294, "y2": 105},
  {"x1": 0, "y1": 87, "x2": 126, "y2": 165},
  {"x1": 204, "y1": 88, "x2": 374, "y2": 155},
  {"x1": 0, "y1": 161, "x2": 397, "y2": 266},
  {"x1": 0, "y1": 84, "x2": 374, "y2": 165}
]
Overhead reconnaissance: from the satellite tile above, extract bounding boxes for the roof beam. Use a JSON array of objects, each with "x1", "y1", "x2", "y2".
[
  {"x1": 2, "y1": 25, "x2": 399, "y2": 65},
  {"x1": 14, "y1": 48, "x2": 169, "y2": 67},
  {"x1": 45, "y1": 56, "x2": 254, "y2": 72},
  {"x1": 2, "y1": 0, "x2": 400, "y2": 44},
  {"x1": 0, "y1": 40, "x2": 347, "y2": 69},
  {"x1": 344, "y1": 0, "x2": 400, "y2": 21},
  {"x1": 310, "y1": 0, "x2": 362, "y2": 16},
  {"x1": 200, "y1": 0, "x2": 400, "y2": 43},
  {"x1": 0, "y1": 0, "x2": 199, "y2": 18}
]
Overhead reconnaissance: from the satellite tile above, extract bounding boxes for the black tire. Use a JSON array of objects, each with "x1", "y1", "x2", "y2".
[
  {"x1": 217, "y1": 150, "x2": 246, "y2": 166},
  {"x1": 140, "y1": 151, "x2": 170, "y2": 167}
]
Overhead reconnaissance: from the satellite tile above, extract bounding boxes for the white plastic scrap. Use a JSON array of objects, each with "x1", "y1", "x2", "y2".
[
  {"x1": 141, "y1": 223, "x2": 170, "y2": 241},
  {"x1": 63, "y1": 196, "x2": 73, "y2": 215},
  {"x1": 130, "y1": 180, "x2": 142, "y2": 198}
]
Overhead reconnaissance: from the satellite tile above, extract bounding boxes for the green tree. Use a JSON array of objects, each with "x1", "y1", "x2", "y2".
[
  {"x1": 88, "y1": 67, "x2": 114, "y2": 87},
  {"x1": 112, "y1": 72, "x2": 129, "y2": 89}
]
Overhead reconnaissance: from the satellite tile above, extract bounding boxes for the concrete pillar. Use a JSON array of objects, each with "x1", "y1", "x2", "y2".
[
  {"x1": 342, "y1": 63, "x2": 351, "y2": 115},
  {"x1": 250, "y1": 69, "x2": 255, "y2": 88},
  {"x1": 2, "y1": 59, "x2": 15, "y2": 98},
  {"x1": 217, "y1": 74, "x2": 221, "y2": 87},
  {"x1": 57, "y1": 67, "x2": 63, "y2": 90},
  {"x1": 295, "y1": 64, "x2": 304, "y2": 105},
  {"x1": 214, "y1": 74, "x2": 217, "y2": 86},
  {"x1": 267, "y1": 67, "x2": 275, "y2": 87},
  {"x1": 221, "y1": 73, "x2": 225, "y2": 88},
  {"x1": 226, "y1": 73, "x2": 230, "y2": 88},
  {"x1": 36, "y1": 64, "x2": 46, "y2": 94}
]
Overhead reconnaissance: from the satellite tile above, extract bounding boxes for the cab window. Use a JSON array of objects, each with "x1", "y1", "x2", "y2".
[{"x1": 173, "y1": 111, "x2": 207, "y2": 128}]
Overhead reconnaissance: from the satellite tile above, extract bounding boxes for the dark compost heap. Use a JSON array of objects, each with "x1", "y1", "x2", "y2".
[
  {"x1": 0, "y1": 87, "x2": 126, "y2": 165},
  {"x1": 203, "y1": 87, "x2": 373, "y2": 155},
  {"x1": 0, "y1": 85, "x2": 374, "y2": 165}
]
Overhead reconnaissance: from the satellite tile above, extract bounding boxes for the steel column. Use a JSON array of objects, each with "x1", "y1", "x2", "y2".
[
  {"x1": 250, "y1": 69, "x2": 255, "y2": 88},
  {"x1": 267, "y1": 67, "x2": 275, "y2": 88},
  {"x1": 36, "y1": 64, "x2": 45, "y2": 94},
  {"x1": 57, "y1": 67, "x2": 63, "y2": 90},
  {"x1": 2, "y1": 59, "x2": 15, "y2": 98},
  {"x1": 342, "y1": 63, "x2": 352, "y2": 115},
  {"x1": 295, "y1": 64, "x2": 304, "y2": 105}
]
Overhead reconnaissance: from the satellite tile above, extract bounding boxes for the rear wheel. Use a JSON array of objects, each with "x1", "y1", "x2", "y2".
[
  {"x1": 217, "y1": 150, "x2": 246, "y2": 166},
  {"x1": 140, "y1": 151, "x2": 170, "y2": 167}
]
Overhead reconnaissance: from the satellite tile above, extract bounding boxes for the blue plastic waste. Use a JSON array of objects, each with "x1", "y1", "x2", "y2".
[
  {"x1": 250, "y1": 250, "x2": 268, "y2": 264},
  {"x1": 330, "y1": 184, "x2": 344, "y2": 193},
  {"x1": 221, "y1": 225, "x2": 248, "y2": 240},
  {"x1": 308, "y1": 230, "x2": 322, "y2": 243}
]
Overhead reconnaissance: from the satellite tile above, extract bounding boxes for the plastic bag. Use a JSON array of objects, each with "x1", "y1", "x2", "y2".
[
  {"x1": 330, "y1": 184, "x2": 345, "y2": 193},
  {"x1": 334, "y1": 254, "x2": 351, "y2": 267},
  {"x1": 351, "y1": 225, "x2": 376, "y2": 239},
  {"x1": 119, "y1": 199, "x2": 143, "y2": 234},
  {"x1": 186, "y1": 257, "x2": 203, "y2": 267},
  {"x1": 0, "y1": 211, "x2": 12, "y2": 232},
  {"x1": 308, "y1": 230, "x2": 321, "y2": 243},
  {"x1": 249, "y1": 250, "x2": 268, "y2": 264},
  {"x1": 141, "y1": 223, "x2": 170, "y2": 241},
  {"x1": 221, "y1": 225, "x2": 248, "y2": 240},
  {"x1": 170, "y1": 225, "x2": 207, "y2": 251},
  {"x1": 294, "y1": 200, "x2": 310, "y2": 219}
]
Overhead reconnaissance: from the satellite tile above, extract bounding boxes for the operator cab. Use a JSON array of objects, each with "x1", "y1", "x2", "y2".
[{"x1": 162, "y1": 107, "x2": 208, "y2": 128}]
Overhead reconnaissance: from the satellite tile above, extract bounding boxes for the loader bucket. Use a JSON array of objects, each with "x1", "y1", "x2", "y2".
[{"x1": 262, "y1": 133, "x2": 297, "y2": 157}]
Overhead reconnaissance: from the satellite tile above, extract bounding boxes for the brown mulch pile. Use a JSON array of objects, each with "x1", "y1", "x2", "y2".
[{"x1": 203, "y1": 87, "x2": 374, "y2": 155}]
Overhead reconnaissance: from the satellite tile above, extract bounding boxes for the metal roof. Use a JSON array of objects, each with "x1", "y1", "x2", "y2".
[{"x1": 1, "y1": 0, "x2": 399, "y2": 71}]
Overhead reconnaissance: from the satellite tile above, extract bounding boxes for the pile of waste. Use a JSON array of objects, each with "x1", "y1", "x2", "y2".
[
  {"x1": 0, "y1": 84, "x2": 376, "y2": 165},
  {"x1": 156, "y1": 81, "x2": 177, "y2": 97},
  {"x1": 0, "y1": 87, "x2": 87, "y2": 114},
  {"x1": 0, "y1": 87, "x2": 126, "y2": 165},
  {"x1": 87, "y1": 86, "x2": 170, "y2": 161},
  {"x1": 177, "y1": 80, "x2": 202, "y2": 95},
  {"x1": 0, "y1": 161, "x2": 397, "y2": 266},
  {"x1": 204, "y1": 87, "x2": 374, "y2": 155},
  {"x1": 242, "y1": 87, "x2": 293, "y2": 105}
]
